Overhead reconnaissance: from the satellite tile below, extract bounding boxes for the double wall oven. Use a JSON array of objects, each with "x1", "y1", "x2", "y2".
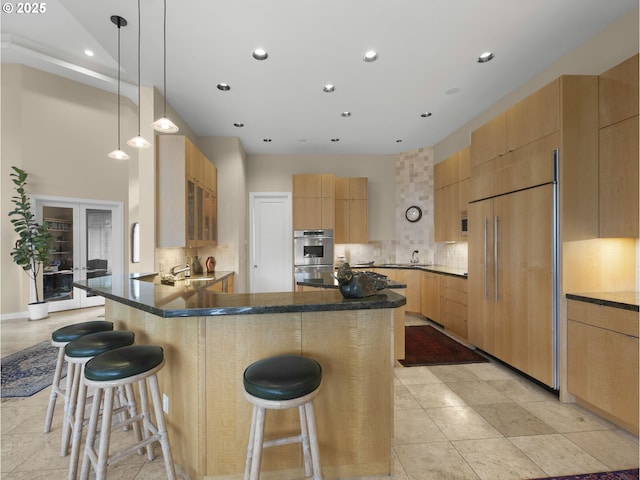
[{"x1": 294, "y1": 229, "x2": 334, "y2": 281}]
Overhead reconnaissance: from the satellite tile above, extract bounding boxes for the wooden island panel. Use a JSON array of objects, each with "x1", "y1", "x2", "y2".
[{"x1": 107, "y1": 300, "x2": 394, "y2": 480}]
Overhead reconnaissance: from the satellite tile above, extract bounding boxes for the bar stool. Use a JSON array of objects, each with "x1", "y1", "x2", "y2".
[
  {"x1": 242, "y1": 354, "x2": 324, "y2": 480},
  {"x1": 63, "y1": 330, "x2": 136, "y2": 480},
  {"x1": 45, "y1": 320, "x2": 114, "y2": 433},
  {"x1": 80, "y1": 345, "x2": 176, "y2": 480}
]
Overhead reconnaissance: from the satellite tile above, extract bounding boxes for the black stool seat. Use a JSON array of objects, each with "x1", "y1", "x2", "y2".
[
  {"x1": 65, "y1": 330, "x2": 135, "y2": 358},
  {"x1": 244, "y1": 355, "x2": 322, "y2": 401},
  {"x1": 52, "y1": 321, "x2": 114, "y2": 343},
  {"x1": 84, "y1": 345, "x2": 164, "y2": 382}
]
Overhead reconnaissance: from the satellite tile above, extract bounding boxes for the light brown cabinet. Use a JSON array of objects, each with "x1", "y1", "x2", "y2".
[
  {"x1": 599, "y1": 54, "x2": 638, "y2": 128},
  {"x1": 470, "y1": 112, "x2": 507, "y2": 167},
  {"x1": 468, "y1": 185, "x2": 555, "y2": 386},
  {"x1": 567, "y1": 300, "x2": 639, "y2": 434},
  {"x1": 598, "y1": 54, "x2": 639, "y2": 238},
  {"x1": 434, "y1": 147, "x2": 470, "y2": 242},
  {"x1": 439, "y1": 275, "x2": 468, "y2": 340},
  {"x1": 468, "y1": 75, "x2": 598, "y2": 388},
  {"x1": 292, "y1": 174, "x2": 335, "y2": 230},
  {"x1": 157, "y1": 135, "x2": 218, "y2": 248},
  {"x1": 335, "y1": 177, "x2": 368, "y2": 244},
  {"x1": 419, "y1": 271, "x2": 440, "y2": 322}
]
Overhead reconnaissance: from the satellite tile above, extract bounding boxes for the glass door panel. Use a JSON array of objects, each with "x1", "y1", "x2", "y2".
[
  {"x1": 43, "y1": 206, "x2": 76, "y2": 306},
  {"x1": 36, "y1": 198, "x2": 123, "y2": 312}
]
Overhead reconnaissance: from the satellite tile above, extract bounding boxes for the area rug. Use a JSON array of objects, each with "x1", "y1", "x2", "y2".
[
  {"x1": 529, "y1": 469, "x2": 639, "y2": 480},
  {"x1": 399, "y1": 325, "x2": 488, "y2": 367},
  {"x1": 1, "y1": 340, "x2": 64, "y2": 398}
]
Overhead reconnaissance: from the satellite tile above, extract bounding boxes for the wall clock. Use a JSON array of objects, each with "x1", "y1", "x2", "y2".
[{"x1": 405, "y1": 205, "x2": 422, "y2": 223}]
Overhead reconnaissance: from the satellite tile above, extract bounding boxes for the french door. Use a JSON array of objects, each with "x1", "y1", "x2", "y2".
[{"x1": 34, "y1": 197, "x2": 123, "y2": 312}]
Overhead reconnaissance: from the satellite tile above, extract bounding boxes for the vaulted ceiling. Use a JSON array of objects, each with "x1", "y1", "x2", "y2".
[{"x1": 2, "y1": 0, "x2": 637, "y2": 154}]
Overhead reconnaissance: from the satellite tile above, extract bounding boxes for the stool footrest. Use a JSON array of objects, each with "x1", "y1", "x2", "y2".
[{"x1": 263, "y1": 434, "x2": 305, "y2": 449}]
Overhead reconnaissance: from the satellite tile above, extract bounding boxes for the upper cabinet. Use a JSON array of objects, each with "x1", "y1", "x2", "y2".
[
  {"x1": 598, "y1": 54, "x2": 639, "y2": 238},
  {"x1": 470, "y1": 112, "x2": 507, "y2": 167},
  {"x1": 292, "y1": 174, "x2": 335, "y2": 230},
  {"x1": 599, "y1": 54, "x2": 639, "y2": 128},
  {"x1": 157, "y1": 135, "x2": 218, "y2": 248},
  {"x1": 335, "y1": 177, "x2": 368, "y2": 244},
  {"x1": 434, "y1": 147, "x2": 470, "y2": 242}
]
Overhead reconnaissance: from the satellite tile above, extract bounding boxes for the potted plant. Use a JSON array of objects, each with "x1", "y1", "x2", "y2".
[{"x1": 8, "y1": 166, "x2": 54, "y2": 320}]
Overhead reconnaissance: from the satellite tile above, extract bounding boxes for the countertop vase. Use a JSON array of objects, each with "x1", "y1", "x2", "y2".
[
  {"x1": 192, "y1": 256, "x2": 203, "y2": 275},
  {"x1": 206, "y1": 256, "x2": 216, "y2": 274}
]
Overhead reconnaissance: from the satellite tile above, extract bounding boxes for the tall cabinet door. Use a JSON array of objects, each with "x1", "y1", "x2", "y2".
[
  {"x1": 494, "y1": 185, "x2": 554, "y2": 386},
  {"x1": 467, "y1": 198, "x2": 495, "y2": 352},
  {"x1": 468, "y1": 184, "x2": 555, "y2": 387}
]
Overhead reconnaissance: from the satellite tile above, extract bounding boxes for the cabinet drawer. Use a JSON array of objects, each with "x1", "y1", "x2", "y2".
[
  {"x1": 440, "y1": 311, "x2": 468, "y2": 340},
  {"x1": 441, "y1": 297, "x2": 467, "y2": 319},
  {"x1": 441, "y1": 275, "x2": 467, "y2": 292},
  {"x1": 567, "y1": 300, "x2": 638, "y2": 338},
  {"x1": 442, "y1": 288, "x2": 467, "y2": 306}
]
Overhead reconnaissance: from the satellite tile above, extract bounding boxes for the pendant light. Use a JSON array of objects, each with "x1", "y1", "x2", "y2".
[
  {"x1": 127, "y1": 0, "x2": 151, "y2": 149},
  {"x1": 108, "y1": 15, "x2": 130, "y2": 160},
  {"x1": 151, "y1": 0, "x2": 179, "y2": 133}
]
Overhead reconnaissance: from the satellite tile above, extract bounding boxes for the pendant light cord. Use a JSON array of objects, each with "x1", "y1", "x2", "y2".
[
  {"x1": 162, "y1": 0, "x2": 167, "y2": 115},
  {"x1": 116, "y1": 19, "x2": 122, "y2": 148},
  {"x1": 137, "y1": 0, "x2": 142, "y2": 134}
]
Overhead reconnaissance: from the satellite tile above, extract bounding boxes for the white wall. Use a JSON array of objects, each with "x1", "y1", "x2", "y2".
[
  {"x1": 1, "y1": 65, "x2": 132, "y2": 315},
  {"x1": 246, "y1": 153, "x2": 396, "y2": 242}
]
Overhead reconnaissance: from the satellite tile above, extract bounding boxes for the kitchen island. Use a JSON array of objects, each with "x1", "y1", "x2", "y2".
[{"x1": 74, "y1": 274, "x2": 406, "y2": 480}]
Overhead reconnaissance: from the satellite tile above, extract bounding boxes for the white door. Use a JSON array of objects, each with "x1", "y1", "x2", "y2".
[
  {"x1": 35, "y1": 197, "x2": 123, "y2": 312},
  {"x1": 250, "y1": 193, "x2": 292, "y2": 293}
]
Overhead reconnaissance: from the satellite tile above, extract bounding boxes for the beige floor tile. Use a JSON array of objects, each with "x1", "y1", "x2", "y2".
[
  {"x1": 509, "y1": 433, "x2": 608, "y2": 476},
  {"x1": 394, "y1": 408, "x2": 447, "y2": 444},
  {"x1": 520, "y1": 400, "x2": 614, "y2": 433},
  {"x1": 428, "y1": 364, "x2": 481, "y2": 383},
  {"x1": 426, "y1": 406, "x2": 503, "y2": 441},
  {"x1": 564, "y1": 429, "x2": 640, "y2": 470},
  {"x1": 394, "y1": 366, "x2": 443, "y2": 386},
  {"x1": 461, "y1": 362, "x2": 518, "y2": 381},
  {"x1": 471, "y1": 403, "x2": 557, "y2": 437},
  {"x1": 445, "y1": 381, "x2": 513, "y2": 405},
  {"x1": 0, "y1": 468, "x2": 68, "y2": 479},
  {"x1": 1, "y1": 433, "x2": 50, "y2": 473},
  {"x1": 394, "y1": 442, "x2": 480, "y2": 480},
  {"x1": 1, "y1": 403, "x2": 47, "y2": 435},
  {"x1": 391, "y1": 449, "x2": 410, "y2": 480},
  {"x1": 405, "y1": 383, "x2": 466, "y2": 409},
  {"x1": 453, "y1": 437, "x2": 547, "y2": 480},
  {"x1": 487, "y1": 378, "x2": 560, "y2": 404},
  {"x1": 394, "y1": 383, "x2": 422, "y2": 410}
]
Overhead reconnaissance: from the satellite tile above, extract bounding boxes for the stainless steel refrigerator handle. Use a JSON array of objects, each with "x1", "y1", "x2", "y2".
[
  {"x1": 483, "y1": 217, "x2": 488, "y2": 299},
  {"x1": 494, "y1": 215, "x2": 499, "y2": 302}
]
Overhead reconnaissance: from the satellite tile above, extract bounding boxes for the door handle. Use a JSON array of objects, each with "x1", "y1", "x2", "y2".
[
  {"x1": 483, "y1": 217, "x2": 488, "y2": 300},
  {"x1": 494, "y1": 215, "x2": 499, "y2": 302}
]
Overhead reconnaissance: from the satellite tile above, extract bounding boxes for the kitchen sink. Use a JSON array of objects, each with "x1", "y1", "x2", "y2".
[{"x1": 380, "y1": 263, "x2": 432, "y2": 268}]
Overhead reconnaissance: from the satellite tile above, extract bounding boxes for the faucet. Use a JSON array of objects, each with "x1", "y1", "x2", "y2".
[
  {"x1": 410, "y1": 250, "x2": 419, "y2": 264},
  {"x1": 170, "y1": 264, "x2": 191, "y2": 277}
]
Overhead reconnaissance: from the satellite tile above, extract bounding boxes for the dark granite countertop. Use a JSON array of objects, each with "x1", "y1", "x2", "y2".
[
  {"x1": 352, "y1": 263, "x2": 468, "y2": 278},
  {"x1": 74, "y1": 273, "x2": 406, "y2": 318},
  {"x1": 296, "y1": 271, "x2": 407, "y2": 289},
  {"x1": 566, "y1": 291, "x2": 639, "y2": 312}
]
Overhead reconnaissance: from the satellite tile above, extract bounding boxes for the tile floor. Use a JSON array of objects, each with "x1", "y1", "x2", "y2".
[{"x1": 1, "y1": 308, "x2": 638, "y2": 479}]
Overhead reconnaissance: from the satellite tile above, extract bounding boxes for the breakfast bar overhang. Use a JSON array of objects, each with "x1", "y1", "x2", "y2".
[{"x1": 74, "y1": 274, "x2": 406, "y2": 480}]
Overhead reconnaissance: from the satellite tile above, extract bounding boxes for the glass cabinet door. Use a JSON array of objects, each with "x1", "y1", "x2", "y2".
[{"x1": 43, "y1": 206, "x2": 75, "y2": 304}]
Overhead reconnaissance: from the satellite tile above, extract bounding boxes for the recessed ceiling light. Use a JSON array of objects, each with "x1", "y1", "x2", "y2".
[
  {"x1": 331, "y1": 138, "x2": 340, "y2": 142},
  {"x1": 323, "y1": 84, "x2": 335, "y2": 93},
  {"x1": 341, "y1": 111, "x2": 351, "y2": 117},
  {"x1": 363, "y1": 50, "x2": 378, "y2": 62},
  {"x1": 263, "y1": 138, "x2": 272, "y2": 142},
  {"x1": 396, "y1": 139, "x2": 403, "y2": 143},
  {"x1": 217, "y1": 83, "x2": 231, "y2": 91},
  {"x1": 233, "y1": 122, "x2": 244, "y2": 127},
  {"x1": 477, "y1": 51, "x2": 494, "y2": 63},
  {"x1": 84, "y1": 49, "x2": 95, "y2": 57},
  {"x1": 420, "y1": 112, "x2": 432, "y2": 118},
  {"x1": 252, "y1": 48, "x2": 268, "y2": 60}
]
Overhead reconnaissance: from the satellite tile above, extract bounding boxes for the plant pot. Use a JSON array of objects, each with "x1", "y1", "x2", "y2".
[{"x1": 27, "y1": 302, "x2": 49, "y2": 321}]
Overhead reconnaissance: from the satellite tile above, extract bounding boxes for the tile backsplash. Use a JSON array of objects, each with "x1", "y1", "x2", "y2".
[{"x1": 334, "y1": 147, "x2": 468, "y2": 271}]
